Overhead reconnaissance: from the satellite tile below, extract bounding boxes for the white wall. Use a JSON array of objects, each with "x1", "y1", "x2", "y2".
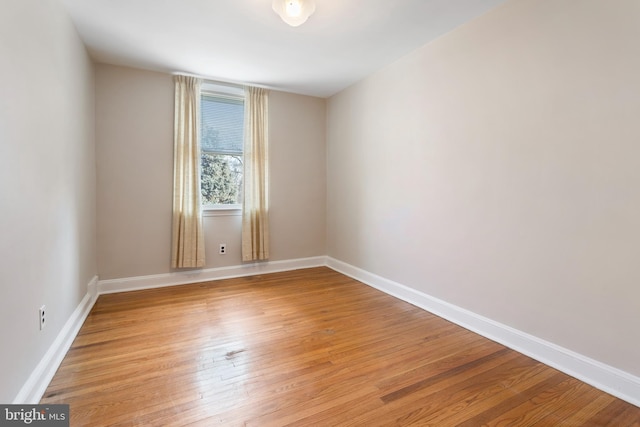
[
  {"x1": 327, "y1": 0, "x2": 640, "y2": 377},
  {"x1": 96, "y1": 64, "x2": 326, "y2": 280},
  {"x1": 0, "y1": 0, "x2": 97, "y2": 402}
]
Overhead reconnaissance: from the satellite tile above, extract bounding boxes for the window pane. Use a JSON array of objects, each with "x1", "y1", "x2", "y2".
[
  {"x1": 200, "y1": 91, "x2": 244, "y2": 206},
  {"x1": 201, "y1": 153, "x2": 243, "y2": 205},
  {"x1": 201, "y1": 95, "x2": 244, "y2": 155}
]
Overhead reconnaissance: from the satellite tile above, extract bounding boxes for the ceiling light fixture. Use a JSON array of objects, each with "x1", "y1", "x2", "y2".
[{"x1": 272, "y1": 0, "x2": 316, "y2": 27}]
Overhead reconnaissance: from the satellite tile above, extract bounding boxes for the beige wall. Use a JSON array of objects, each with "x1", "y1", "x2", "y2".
[
  {"x1": 95, "y1": 65, "x2": 174, "y2": 279},
  {"x1": 269, "y1": 91, "x2": 327, "y2": 261},
  {"x1": 327, "y1": 0, "x2": 640, "y2": 377},
  {"x1": 0, "y1": 0, "x2": 96, "y2": 402},
  {"x1": 96, "y1": 64, "x2": 326, "y2": 280}
]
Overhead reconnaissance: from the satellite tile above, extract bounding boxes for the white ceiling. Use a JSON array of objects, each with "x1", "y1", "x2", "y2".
[{"x1": 61, "y1": 0, "x2": 508, "y2": 98}]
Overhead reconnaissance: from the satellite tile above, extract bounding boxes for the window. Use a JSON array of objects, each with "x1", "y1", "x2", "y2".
[{"x1": 200, "y1": 85, "x2": 244, "y2": 209}]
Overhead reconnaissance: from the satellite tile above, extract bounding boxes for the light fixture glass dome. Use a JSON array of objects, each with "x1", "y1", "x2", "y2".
[{"x1": 272, "y1": 0, "x2": 316, "y2": 27}]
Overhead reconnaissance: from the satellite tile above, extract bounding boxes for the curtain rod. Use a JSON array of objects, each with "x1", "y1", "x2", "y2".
[{"x1": 172, "y1": 71, "x2": 273, "y2": 91}]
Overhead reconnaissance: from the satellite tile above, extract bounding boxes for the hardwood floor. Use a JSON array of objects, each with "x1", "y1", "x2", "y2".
[{"x1": 41, "y1": 267, "x2": 639, "y2": 426}]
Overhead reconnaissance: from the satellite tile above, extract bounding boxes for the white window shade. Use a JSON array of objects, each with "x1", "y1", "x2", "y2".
[{"x1": 201, "y1": 95, "x2": 244, "y2": 155}]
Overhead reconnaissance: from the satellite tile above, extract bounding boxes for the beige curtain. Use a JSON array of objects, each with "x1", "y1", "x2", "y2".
[
  {"x1": 171, "y1": 75, "x2": 205, "y2": 268},
  {"x1": 242, "y1": 86, "x2": 270, "y2": 261}
]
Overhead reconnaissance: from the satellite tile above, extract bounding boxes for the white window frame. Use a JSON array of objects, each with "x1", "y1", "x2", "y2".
[{"x1": 200, "y1": 82, "x2": 244, "y2": 215}]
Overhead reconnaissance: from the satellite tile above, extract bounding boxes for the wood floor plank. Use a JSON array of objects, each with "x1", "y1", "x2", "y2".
[
  {"x1": 40, "y1": 267, "x2": 640, "y2": 426},
  {"x1": 589, "y1": 399, "x2": 640, "y2": 427},
  {"x1": 347, "y1": 352, "x2": 545, "y2": 426},
  {"x1": 453, "y1": 370, "x2": 568, "y2": 427},
  {"x1": 481, "y1": 377, "x2": 600, "y2": 426}
]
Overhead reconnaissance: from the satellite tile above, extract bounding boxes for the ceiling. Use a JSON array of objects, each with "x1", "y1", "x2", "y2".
[{"x1": 60, "y1": 0, "x2": 508, "y2": 98}]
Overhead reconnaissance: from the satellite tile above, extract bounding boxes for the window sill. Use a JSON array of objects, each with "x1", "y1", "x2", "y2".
[{"x1": 202, "y1": 205, "x2": 242, "y2": 217}]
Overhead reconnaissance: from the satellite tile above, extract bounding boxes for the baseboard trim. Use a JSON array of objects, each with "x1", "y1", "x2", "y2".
[
  {"x1": 326, "y1": 257, "x2": 640, "y2": 408},
  {"x1": 13, "y1": 276, "x2": 99, "y2": 404},
  {"x1": 98, "y1": 256, "x2": 327, "y2": 294}
]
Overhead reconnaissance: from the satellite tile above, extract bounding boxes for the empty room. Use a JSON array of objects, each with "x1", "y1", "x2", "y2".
[{"x1": 1, "y1": 0, "x2": 639, "y2": 425}]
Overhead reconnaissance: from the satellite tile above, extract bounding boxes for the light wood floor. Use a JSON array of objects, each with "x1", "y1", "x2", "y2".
[{"x1": 41, "y1": 267, "x2": 639, "y2": 426}]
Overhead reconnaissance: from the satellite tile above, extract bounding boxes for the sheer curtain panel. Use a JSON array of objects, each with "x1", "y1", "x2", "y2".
[
  {"x1": 242, "y1": 86, "x2": 270, "y2": 261},
  {"x1": 171, "y1": 75, "x2": 205, "y2": 268}
]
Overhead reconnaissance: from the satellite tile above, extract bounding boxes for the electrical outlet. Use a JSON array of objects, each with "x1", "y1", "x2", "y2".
[
  {"x1": 219, "y1": 244, "x2": 226, "y2": 255},
  {"x1": 39, "y1": 305, "x2": 46, "y2": 331}
]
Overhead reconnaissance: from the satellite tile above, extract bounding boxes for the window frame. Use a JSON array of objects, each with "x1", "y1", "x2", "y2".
[{"x1": 200, "y1": 82, "x2": 245, "y2": 213}]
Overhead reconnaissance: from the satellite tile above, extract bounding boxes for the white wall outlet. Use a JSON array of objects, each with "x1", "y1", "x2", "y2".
[
  {"x1": 39, "y1": 305, "x2": 46, "y2": 330},
  {"x1": 219, "y1": 243, "x2": 226, "y2": 255}
]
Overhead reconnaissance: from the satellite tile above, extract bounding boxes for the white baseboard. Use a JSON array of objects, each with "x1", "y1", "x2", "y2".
[
  {"x1": 98, "y1": 256, "x2": 327, "y2": 294},
  {"x1": 326, "y1": 257, "x2": 640, "y2": 408},
  {"x1": 13, "y1": 276, "x2": 99, "y2": 404}
]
